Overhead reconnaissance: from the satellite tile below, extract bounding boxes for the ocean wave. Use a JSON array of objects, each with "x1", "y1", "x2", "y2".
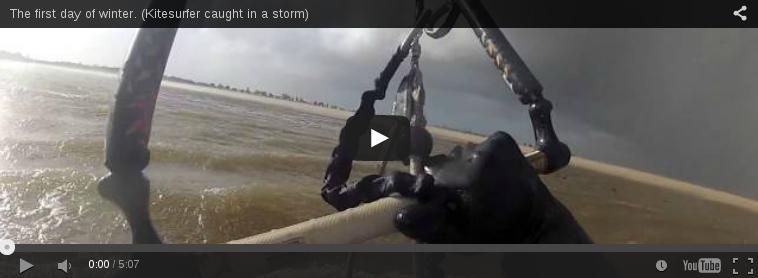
[
  {"x1": 0, "y1": 168, "x2": 338, "y2": 243},
  {"x1": 0, "y1": 168, "x2": 122, "y2": 243}
]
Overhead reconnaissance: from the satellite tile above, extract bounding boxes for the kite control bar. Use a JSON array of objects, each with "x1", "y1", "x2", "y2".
[{"x1": 234, "y1": 150, "x2": 550, "y2": 244}]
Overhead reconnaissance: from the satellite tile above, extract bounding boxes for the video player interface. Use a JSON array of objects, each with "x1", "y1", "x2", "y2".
[{"x1": 1, "y1": 0, "x2": 756, "y2": 277}]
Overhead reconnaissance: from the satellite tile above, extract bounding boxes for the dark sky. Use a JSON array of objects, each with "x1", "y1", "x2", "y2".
[
  {"x1": 498, "y1": 29, "x2": 758, "y2": 197},
  {"x1": 3, "y1": 28, "x2": 756, "y2": 196}
]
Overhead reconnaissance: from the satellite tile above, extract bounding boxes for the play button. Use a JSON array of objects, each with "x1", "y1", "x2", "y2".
[
  {"x1": 370, "y1": 129, "x2": 389, "y2": 148},
  {"x1": 354, "y1": 115, "x2": 410, "y2": 161},
  {"x1": 20, "y1": 258, "x2": 33, "y2": 274}
]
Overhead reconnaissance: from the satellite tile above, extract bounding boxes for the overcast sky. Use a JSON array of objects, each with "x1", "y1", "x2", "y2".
[{"x1": 1, "y1": 28, "x2": 757, "y2": 197}]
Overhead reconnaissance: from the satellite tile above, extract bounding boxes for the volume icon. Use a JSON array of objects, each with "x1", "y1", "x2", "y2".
[{"x1": 57, "y1": 259, "x2": 71, "y2": 273}]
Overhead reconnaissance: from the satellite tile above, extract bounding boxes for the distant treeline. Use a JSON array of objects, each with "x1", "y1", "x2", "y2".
[
  {"x1": 178, "y1": 81, "x2": 346, "y2": 111},
  {"x1": 0, "y1": 50, "x2": 348, "y2": 111}
]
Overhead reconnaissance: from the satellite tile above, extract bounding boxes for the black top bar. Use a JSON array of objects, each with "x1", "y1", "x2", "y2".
[{"x1": 1, "y1": 0, "x2": 753, "y2": 27}]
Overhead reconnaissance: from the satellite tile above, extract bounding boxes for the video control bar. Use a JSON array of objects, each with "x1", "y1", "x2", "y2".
[{"x1": 2, "y1": 249, "x2": 758, "y2": 277}]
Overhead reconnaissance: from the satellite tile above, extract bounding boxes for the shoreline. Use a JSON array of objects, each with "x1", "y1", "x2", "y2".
[{"x1": 164, "y1": 80, "x2": 490, "y2": 143}]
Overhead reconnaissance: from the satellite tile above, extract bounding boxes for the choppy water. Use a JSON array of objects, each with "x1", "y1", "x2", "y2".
[{"x1": 0, "y1": 60, "x2": 456, "y2": 243}]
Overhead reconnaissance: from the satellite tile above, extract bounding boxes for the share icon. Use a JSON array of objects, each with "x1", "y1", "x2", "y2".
[{"x1": 734, "y1": 5, "x2": 747, "y2": 21}]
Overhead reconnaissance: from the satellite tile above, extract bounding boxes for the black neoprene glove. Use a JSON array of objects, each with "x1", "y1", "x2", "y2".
[{"x1": 380, "y1": 131, "x2": 591, "y2": 243}]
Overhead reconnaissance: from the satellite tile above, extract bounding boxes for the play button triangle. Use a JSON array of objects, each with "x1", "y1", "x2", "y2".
[
  {"x1": 370, "y1": 129, "x2": 389, "y2": 148},
  {"x1": 20, "y1": 258, "x2": 33, "y2": 274}
]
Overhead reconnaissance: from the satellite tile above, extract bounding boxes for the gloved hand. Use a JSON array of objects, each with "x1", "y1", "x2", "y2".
[{"x1": 363, "y1": 131, "x2": 591, "y2": 243}]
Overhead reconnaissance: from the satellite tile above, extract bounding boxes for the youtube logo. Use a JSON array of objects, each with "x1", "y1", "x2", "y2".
[{"x1": 354, "y1": 115, "x2": 410, "y2": 161}]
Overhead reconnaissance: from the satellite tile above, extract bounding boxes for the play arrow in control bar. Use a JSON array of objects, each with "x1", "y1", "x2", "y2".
[{"x1": 20, "y1": 258, "x2": 33, "y2": 274}]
